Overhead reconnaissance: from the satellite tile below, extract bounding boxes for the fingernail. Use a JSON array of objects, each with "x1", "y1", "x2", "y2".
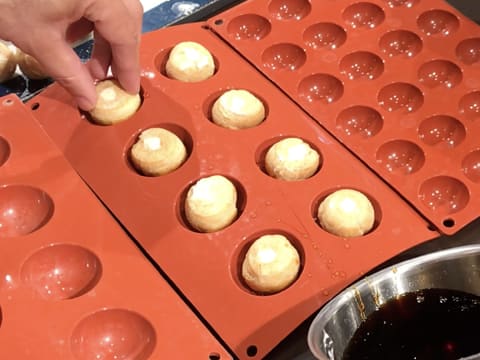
[{"x1": 76, "y1": 96, "x2": 95, "y2": 111}]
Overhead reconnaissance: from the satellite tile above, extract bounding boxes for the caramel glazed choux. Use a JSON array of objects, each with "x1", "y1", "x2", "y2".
[
  {"x1": 0, "y1": 42, "x2": 17, "y2": 83},
  {"x1": 88, "y1": 79, "x2": 141, "y2": 125},
  {"x1": 130, "y1": 128, "x2": 187, "y2": 176},
  {"x1": 317, "y1": 188, "x2": 375, "y2": 238},
  {"x1": 212, "y1": 89, "x2": 265, "y2": 130},
  {"x1": 185, "y1": 175, "x2": 238, "y2": 233},
  {"x1": 165, "y1": 41, "x2": 215, "y2": 82},
  {"x1": 265, "y1": 137, "x2": 320, "y2": 181},
  {"x1": 242, "y1": 234, "x2": 301, "y2": 294}
]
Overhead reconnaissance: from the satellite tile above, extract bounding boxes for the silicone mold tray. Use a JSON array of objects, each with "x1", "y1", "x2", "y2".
[
  {"x1": 29, "y1": 23, "x2": 439, "y2": 359},
  {"x1": 0, "y1": 95, "x2": 232, "y2": 360},
  {"x1": 208, "y1": 0, "x2": 480, "y2": 235}
]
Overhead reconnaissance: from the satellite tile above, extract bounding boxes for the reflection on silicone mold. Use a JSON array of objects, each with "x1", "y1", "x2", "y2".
[
  {"x1": 342, "y1": 2, "x2": 385, "y2": 29},
  {"x1": 336, "y1": 106, "x2": 383, "y2": 138},
  {"x1": 339, "y1": 51, "x2": 384, "y2": 80},
  {"x1": 379, "y1": 30, "x2": 422, "y2": 58},
  {"x1": 418, "y1": 60, "x2": 462, "y2": 89},
  {"x1": 303, "y1": 22, "x2": 346, "y2": 50},
  {"x1": 376, "y1": 140, "x2": 425, "y2": 175},
  {"x1": 0, "y1": 136, "x2": 10, "y2": 167},
  {"x1": 382, "y1": 0, "x2": 418, "y2": 8},
  {"x1": 227, "y1": 14, "x2": 272, "y2": 40},
  {"x1": 232, "y1": 230, "x2": 304, "y2": 295},
  {"x1": 21, "y1": 244, "x2": 101, "y2": 300},
  {"x1": 418, "y1": 115, "x2": 465, "y2": 148},
  {"x1": 268, "y1": 0, "x2": 311, "y2": 21},
  {"x1": 418, "y1": 176, "x2": 469, "y2": 216},
  {"x1": 378, "y1": 82, "x2": 423, "y2": 113},
  {"x1": 462, "y1": 150, "x2": 480, "y2": 183},
  {"x1": 456, "y1": 38, "x2": 480, "y2": 65},
  {"x1": 261, "y1": 43, "x2": 306, "y2": 71},
  {"x1": 0, "y1": 185, "x2": 54, "y2": 238},
  {"x1": 298, "y1": 74, "x2": 343, "y2": 104},
  {"x1": 71, "y1": 308, "x2": 156, "y2": 360},
  {"x1": 459, "y1": 91, "x2": 480, "y2": 121},
  {"x1": 417, "y1": 9, "x2": 459, "y2": 36}
]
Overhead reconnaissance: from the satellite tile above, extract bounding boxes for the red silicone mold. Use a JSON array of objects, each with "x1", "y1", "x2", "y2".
[
  {"x1": 29, "y1": 23, "x2": 439, "y2": 359},
  {"x1": 208, "y1": 0, "x2": 480, "y2": 235},
  {"x1": 0, "y1": 95, "x2": 232, "y2": 360}
]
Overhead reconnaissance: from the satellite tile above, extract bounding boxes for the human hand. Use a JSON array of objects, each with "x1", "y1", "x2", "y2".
[{"x1": 0, "y1": 0, "x2": 143, "y2": 110}]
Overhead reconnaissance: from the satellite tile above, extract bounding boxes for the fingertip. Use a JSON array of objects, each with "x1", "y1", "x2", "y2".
[{"x1": 76, "y1": 95, "x2": 96, "y2": 111}]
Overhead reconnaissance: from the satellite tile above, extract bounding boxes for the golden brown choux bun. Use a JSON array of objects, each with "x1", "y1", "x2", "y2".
[
  {"x1": 265, "y1": 137, "x2": 320, "y2": 181},
  {"x1": 0, "y1": 42, "x2": 17, "y2": 83},
  {"x1": 130, "y1": 128, "x2": 187, "y2": 176},
  {"x1": 165, "y1": 41, "x2": 215, "y2": 82},
  {"x1": 17, "y1": 50, "x2": 49, "y2": 80},
  {"x1": 242, "y1": 234, "x2": 301, "y2": 294},
  {"x1": 211, "y1": 89, "x2": 265, "y2": 129},
  {"x1": 185, "y1": 175, "x2": 238, "y2": 233},
  {"x1": 89, "y1": 79, "x2": 141, "y2": 125},
  {"x1": 317, "y1": 189, "x2": 375, "y2": 237}
]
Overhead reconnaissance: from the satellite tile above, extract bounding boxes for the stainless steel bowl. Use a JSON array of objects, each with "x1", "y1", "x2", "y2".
[{"x1": 307, "y1": 244, "x2": 480, "y2": 360}]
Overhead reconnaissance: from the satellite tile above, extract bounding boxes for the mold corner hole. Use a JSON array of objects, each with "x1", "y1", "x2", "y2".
[
  {"x1": 443, "y1": 218, "x2": 455, "y2": 228},
  {"x1": 31, "y1": 102, "x2": 40, "y2": 110},
  {"x1": 246, "y1": 345, "x2": 258, "y2": 357}
]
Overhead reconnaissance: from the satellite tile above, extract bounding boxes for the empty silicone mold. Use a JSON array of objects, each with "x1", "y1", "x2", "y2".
[
  {"x1": 30, "y1": 23, "x2": 438, "y2": 359},
  {"x1": 0, "y1": 95, "x2": 231, "y2": 360},
  {"x1": 209, "y1": 0, "x2": 480, "y2": 235}
]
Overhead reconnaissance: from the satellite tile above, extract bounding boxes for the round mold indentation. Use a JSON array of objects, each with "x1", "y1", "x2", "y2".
[
  {"x1": 339, "y1": 51, "x2": 384, "y2": 80},
  {"x1": 21, "y1": 244, "x2": 101, "y2": 300},
  {"x1": 418, "y1": 60, "x2": 462, "y2": 89},
  {"x1": 261, "y1": 43, "x2": 306, "y2": 71},
  {"x1": 418, "y1": 176, "x2": 469, "y2": 216},
  {"x1": 226, "y1": 14, "x2": 272, "y2": 41},
  {"x1": 298, "y1": 74, "x2": 344, "y2": 104},
  {"x1": 71, "y1": 308, "x2": 156, "y2": 360},
  {"x1": 268, "y1": 0, "x2": 312, "y2": 21},
  {"x1": 0, "y1": 136, "x2": 10, "y2": 167},
  {"x1": 336, "y1": 106, "x2": 383, "y2": 138},
  {"x1": 378, "y1": 82, "x2": 423, "y2": 113},
  {"x1": 0, "y1": 185, "x2": 54, "y2": 238},
  {"x1": 255, "y1": 135, "x2": 322, "y2": 179},
  {"x1": 418, "y1": 115, "x2": 465, "y2": 148},
  {"x1": 342, "y1": 2, "x2": 385, "y2": 30},
  {"x1": 382, "y1": 0, "x2": 418, "y2": 7},
  {"x1": 176, "y1": 174, "x2": 247, "y2": 233},
  {"x1": 311, "y1": 188, "x2": 383, "y2": 236},
  {"x1": 232, "y1": 229, "x2": 305, "y2": 296},
  {"x1": 459, "y1": 91, "x2": 480, "y2": 121},
  {"x1": 376, "y1": 140, "x2": 425, "y2": 175},
  {"x1": 125, "y1": 123, "x2": 193, "y2": 176},
  {"x1": 417, "y1": 10, "x2": 459, "y2": 37},
  {"x1": 303, "y1": 22, "x2": 347, "y2": 50},
  {"x1": 456, "y1": 38, "x2": 480, "y2": 65},
  {"x1": 379, "y1": 30, "x2": 422, "y2": 58},
  {"x1": 462, "y1": 150, "x2": 480, "y2": 183}
]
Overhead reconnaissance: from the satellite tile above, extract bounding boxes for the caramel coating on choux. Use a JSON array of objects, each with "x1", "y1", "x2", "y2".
[
  {"x1": 89, "y1": 79, "x2": 141, "y2": 125},
  {"x1": 0, "y1": 42, "x2": 17, "y2": 83},
  {"x1": 165, "y1": 41, "x2": 215, "y2": 82},
  {"x1": 130, "y1": 128, "x2": 187, "y2": 176},
  {"x1": 212, "y1": 89, "x2": 265, "y2": 130},
  {"x1": 17, "y1": 51, "x2": 48, "y2": 80},
  {"x1": 265, "y1": 137, "x2": 320, "y2": 181},
  {"x1": 242, "y1": 234, "x2": 300, "y2": 294},
  {"x1": 185, "y1": 175, "x2": 238, "y2": 233},
  {"x1": 317, "y1": 189, "x2": 375, "y2": 237}
]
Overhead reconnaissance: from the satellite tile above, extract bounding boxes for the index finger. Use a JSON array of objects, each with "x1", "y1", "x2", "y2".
[{"x1": 85, "y1": 0, "x2": 143, "y2": 94}]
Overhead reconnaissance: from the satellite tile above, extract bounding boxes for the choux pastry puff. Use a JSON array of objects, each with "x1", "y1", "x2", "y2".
[
  {"x1": 185, "y1": 175, "x2": 238, "y2": 233},
  {"x1": 88, "y1": 79, "x2": 141, "y2": 125},
  {"x1": 265, "y1": 137, "x2": 320, "y2": 180},
  {"x1": 165, "y1": 41, "x2": 215, "y2": 82},
  {"x1": 317, "y1": 188, "x2": 375, "y2": 237},
  {"x1": 0, "y1": 42, "x2": 17, "y2": 83},
  {"x1": 130, "y1": 128, "x2": 187, "y2": 176},
  {"x1": 242, "y1": 234, "x2": 301, "y2": 294},
  {"x1": 212, "y1": 89, "x2": 265, "y2": 129},
  {"x1": 17, "y1": 50, "x2": 49, "y2": 80}
]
